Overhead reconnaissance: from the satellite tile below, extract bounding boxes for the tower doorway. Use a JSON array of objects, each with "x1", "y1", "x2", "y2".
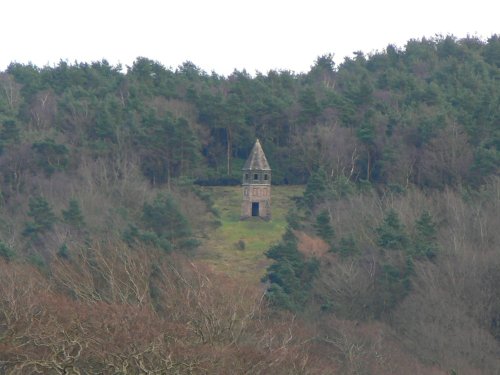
[{"x1": 251, "y1": 202, "x2": 259, "y2": 217}]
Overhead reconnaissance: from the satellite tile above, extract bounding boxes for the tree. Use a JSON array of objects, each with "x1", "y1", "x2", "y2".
[
  {"x1": 32, "y1": 139, "x2": 69, "y2": 176},
  {"x1": 0, "y1": 119, "x2": 20, "y2": 143},
  {"x1": 62, "y1": 199, "x2": 85, "y2": 228},
  {"x1": 298, "y1": 88, "x2": 321, "y2": 125},
  {"x1": 263, "y1": 228, "x2": 319, "y2": 311},
  {"x1": 314, "y1": 209, "x2": 335, "y2": 243},
  {"x1": 412, "y1": 211, "x2": 438, "y2": 259},
  {"x1": 376, "y1": 209, "x2": 409, "y2": 250},
  {"x1": 138, "y1": 111, "x2": 200, "y2": 184},
  {"x1": 303, "y1": 168, "x2": 332, "y2": 209},
  {"x1": 23, "y1": 196, "x2": 57, "y2": 238},
  {"x1": 0, "y1": 240, "x2": 15, "y2": 261},
  {"x1": 141, "y1": 194, "x2": 195, "y2": 250},
  {"x1": 334, "y1": 235, "x2": 358, "y2": 258}
]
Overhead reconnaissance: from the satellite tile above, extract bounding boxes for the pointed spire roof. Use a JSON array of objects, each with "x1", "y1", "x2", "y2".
[{"x1": 243, "y1": 139, "x2": 271, "y2": 171}]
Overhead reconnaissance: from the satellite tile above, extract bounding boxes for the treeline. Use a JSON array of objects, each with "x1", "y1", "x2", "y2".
[{"x1": 1, "y1": 34, "x2": 499, "y2": 188}]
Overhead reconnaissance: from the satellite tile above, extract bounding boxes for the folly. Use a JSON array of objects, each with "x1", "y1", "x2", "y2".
[{"x1": 241, "y1": 139, "x2": 271, "y2": 220}]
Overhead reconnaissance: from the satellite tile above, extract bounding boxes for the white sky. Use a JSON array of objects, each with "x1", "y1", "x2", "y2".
[{"x1": 1, "y1": 0, "x2": 498, "y2": 76}]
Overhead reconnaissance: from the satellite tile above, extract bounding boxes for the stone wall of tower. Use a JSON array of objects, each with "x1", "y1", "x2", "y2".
[
  {"x1": 240, "y1": 139, "x2": 272, "y2": 221},
  {"x1": 241, "y1": 171, "x2": 271, "y2": 220}
]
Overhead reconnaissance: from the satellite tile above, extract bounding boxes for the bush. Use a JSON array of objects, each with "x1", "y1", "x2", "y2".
[
  {"x1": 0, "y1": 240, "x2": 15, "y2": 261},
  {"x1": 193, "y1": 177, "x2": 240, "y2": 186},
  {"x1": 236, "y1": 239, "x2": 246, "y2": 250}
]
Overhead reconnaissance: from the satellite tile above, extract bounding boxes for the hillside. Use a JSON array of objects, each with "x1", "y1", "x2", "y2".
[
  {"x1": 198, "y1": 185, "x2": 304, "y2": 283},
  {"x1": 0, "y1": 34, "x2": 499, "y2": 373}
]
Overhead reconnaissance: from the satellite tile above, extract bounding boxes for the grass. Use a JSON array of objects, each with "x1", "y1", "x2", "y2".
[{"x1": 198, "y1": 185, "x2": 304, "y2": 284}]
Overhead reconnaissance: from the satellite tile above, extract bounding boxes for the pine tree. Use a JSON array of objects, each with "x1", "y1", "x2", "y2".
[
  {"x1": 264, "y1": 228, "x2": 319, "y2": 311},
  {"x1": 0, "y1": 120, "x2": 20, "y2": 151},
  {"x1": 413, "y1": 211, "x2": 439, "y2": 259},
  {"x1": 314, "y1": 209, "x2": 335, "y2": 243},
  {"x1": 0, "y1": 240, "x2": 15, "y2": 261},
  {"x1": 303, "y1": 168, "x2": 331, "y2": 209},
  {"x1": 334, "y1": 235, "x2": 358, "y2": 257},
  {"x1": 23, "y1": 196, "x2": 57, "y2": 238},
  {"x1": 62, "y1": 199, "x2": 85, "y2": 228},
  {"x1": 376, "y1": 209, "x2": 409, "y2": 250},
  {"x1": 141, "y1": 194, "x2": 195, "y2": 250}
]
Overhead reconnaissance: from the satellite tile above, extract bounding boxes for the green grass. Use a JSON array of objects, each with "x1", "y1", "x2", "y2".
[{"x1": 198, "y1": 185, "x2": 304, "y2": 284}]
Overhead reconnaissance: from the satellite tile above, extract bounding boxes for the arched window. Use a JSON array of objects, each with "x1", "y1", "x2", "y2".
[{"x1": 253, "y1": 173, "x2": 259, "y2": 180}]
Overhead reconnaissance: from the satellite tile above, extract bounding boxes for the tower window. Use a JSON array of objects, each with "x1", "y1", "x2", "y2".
[
  {"x1": 253, "y1": 173, "x2": 259, "y2": 180},
  {"x1": 245, "y1": 173, "x2": 249, "y2": 181},
  {"x1": 264, "y1": 174, "x2": 268, "y2": 180}
]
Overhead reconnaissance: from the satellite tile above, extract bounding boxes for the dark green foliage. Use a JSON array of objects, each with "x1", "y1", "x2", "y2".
[
  {"x1": 32, "y1": 139, "x2": 69, "y2": 176},
  {"x1": 179, "y1": 238, "x2": 201, "y2": 249},
  {"x1": 0, "y1": 240, "x2": 15, "y2": 261},
  {"x1": 192, "y1": 187, "x2": 220, "y2": 218},
  {"x1": 62, "y1": 199, "x2": 85, "y2": 228},
  {"x1": 23, "y1": 196, "x2": 57, "y2": 238},
  {"x1": 332, "y1": 175, "x2": 355, "y2": 198},
  {"x1": 472, "y1": 145, "x2": 500, "y2": 178},
  {"x1": 263, "y1": 228, "x2": 319, "y2": 311},
  {"x1": 124, "y1": 193, "x2": 198, "y2": 251},
  {"x1": 412, "y1": 211, "x2": 439, "y2": 259},
  {"x1": 2, "y1": 36, "x2": 500, "y2": 187},
  {"x1": 298, "y1": 88, "x2": 321, "y2": 125},
  {"x1": 285, "y1": 207, "x2": 303, "y2": 230},
  {"x1": 334, "y1": 235, "x2": 358, "y2": 258},
  {"x1": 356, "y1": 122, "x2": 376, "y2": 144},
  {"x1": 483, "y1": 34, "x2": 500, "y2": 67},
  {"x1": 57, "y1": 243, "x2": 69, "y2": 259},
  {"x1": 138, "y1": 112, "x2": 200, "y2": 184},
  {"x1": 376, "y1": 209, "x2": 409, "y2": 250},
  {"x1": 142, "y1": 194, "x2": 191, "y2": 239},
  {"x1": 376, "y1": 260, "x2": 413, "y2": 313},
  {"x1": 236, "y1": 239, "x2": 246, "y2": 250},
  {"x1": 314, "y1": 209, "x2": 335, "y2": 243},
  {"x1": 123, "y1": 224, "x2": 173, "y2": 252},
  {"x1": 0, "y1": 119, "x2": 20, "y2": 155},
  {"x1": 27, "y1": 253, "x2": 46, "y2": 269},
  {"x1": 303, "y1": 168, "x2": 331, "y2": 209}
]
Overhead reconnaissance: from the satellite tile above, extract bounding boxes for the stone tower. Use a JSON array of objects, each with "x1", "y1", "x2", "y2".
[{"x1": 241, "y1": 139, "x2": 271, "y2": 220}]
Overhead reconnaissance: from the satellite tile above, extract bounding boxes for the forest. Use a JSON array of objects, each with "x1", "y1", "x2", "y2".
[{"x1": 0, "y1": 34, "x2": 499, "y2": 373}]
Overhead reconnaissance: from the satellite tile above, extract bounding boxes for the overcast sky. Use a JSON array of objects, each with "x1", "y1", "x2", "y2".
[{"x1": 2, "y1": 0, "x2": 498, "y2": 75}]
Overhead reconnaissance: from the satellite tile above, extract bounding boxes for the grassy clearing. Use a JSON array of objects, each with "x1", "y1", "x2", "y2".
[{"x1": 198, "y1": 185, "x2": 304, "y2": 284}]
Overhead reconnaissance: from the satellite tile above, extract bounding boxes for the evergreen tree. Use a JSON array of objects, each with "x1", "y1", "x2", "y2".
[
  {"x1": 141, "y1": 194, "x2": 195, "y2": 250},
  {"x1": 334, "y1": 235, "x2": 358, "y2": 258},
  {"x1": 0, "y1": 119, "x2": 20, "y2": 155},
  {"x1": 303, "y1": 168, "x2": 331, "y2": 209},
  {"x1": 0, "y1": 240, "x2": 15, "y2": 261},
  {"x1": 314, "y1": 209, "x2": 335, "y2": 243},
  {"x1": 263, "y1": 228, "x2": 319, "y2": 311},
  {"x1": 32, "y1": 139, "x2": 69, "y2": 176},
  {"x1": 62, "y1": 199, "x2": 85, "y2": 228},
  {"x1": 376, "y1": 260, "x2": 413, "y2": 313},
  {"x1": 412, "y1": 211, "x2": 439, "y2": 259},
  {"x1": 376, "y1": 209, "x2": 409, "y2": 250},
  {"x1": 23, "y1": 196, "x2": 57, "y2": 238},
  {"x1": 57, "y1": 243, "x2": 69, "y2": 259},
  {"x1": 0, "y1": 119, "x2": 20, "y2": 143}
]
